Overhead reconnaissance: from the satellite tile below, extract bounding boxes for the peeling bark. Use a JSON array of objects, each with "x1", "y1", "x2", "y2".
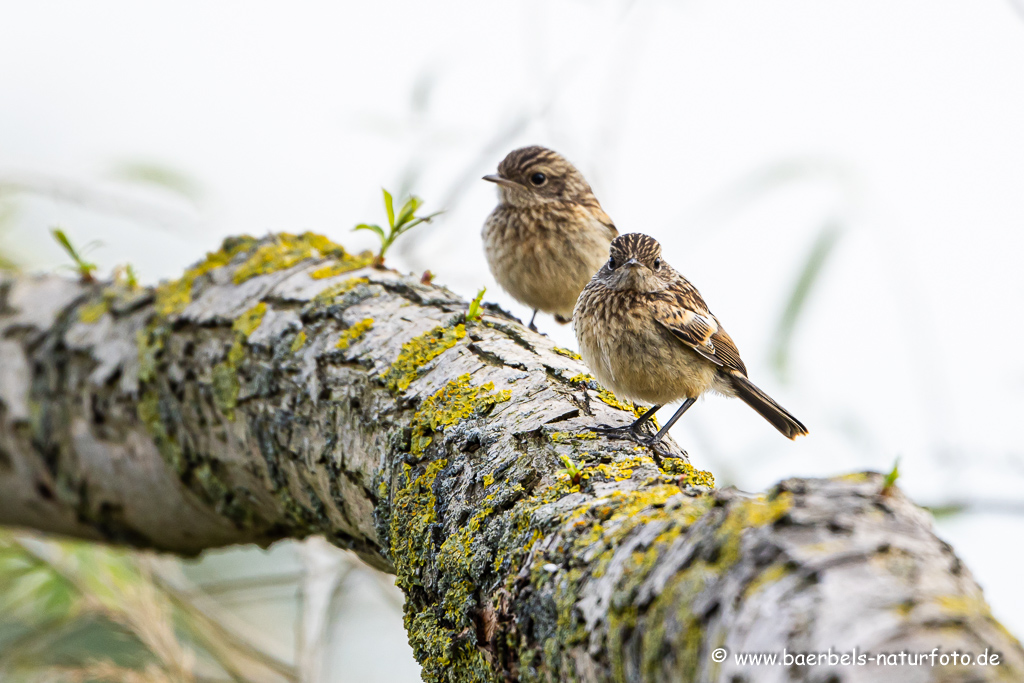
[{"x1": 0, "y1": 233, "x2": 1020, "y2": 682}]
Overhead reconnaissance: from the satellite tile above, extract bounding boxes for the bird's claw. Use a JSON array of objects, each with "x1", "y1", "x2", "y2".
[{"x1": 587, "y1": 423, "x2": 645, "y2": 442}]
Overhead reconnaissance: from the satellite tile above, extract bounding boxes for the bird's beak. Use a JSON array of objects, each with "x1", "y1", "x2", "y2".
[
  {"x1": 623, "y1": 258, "x2": 641, "y2": 269},
  {"x1": 482, "y1": 174, "x2": 522, "y2": 189}
]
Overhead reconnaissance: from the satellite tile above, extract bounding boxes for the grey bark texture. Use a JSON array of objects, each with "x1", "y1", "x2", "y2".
[{"x1": 0, "y1": 232, "x2": 1020, "y2": 683}]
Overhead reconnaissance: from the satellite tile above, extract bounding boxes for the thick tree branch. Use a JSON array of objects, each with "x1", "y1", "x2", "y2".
[{"x1": 0, "y1": 233, "x2": 1020, "y2": 682}]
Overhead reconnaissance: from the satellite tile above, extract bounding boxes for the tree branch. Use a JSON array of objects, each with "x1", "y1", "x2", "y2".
[{"x1": 1, "y1": 233, "x2": 1020, "y2": 681}]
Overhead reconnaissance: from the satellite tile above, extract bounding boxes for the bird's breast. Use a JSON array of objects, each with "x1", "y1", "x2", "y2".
[{"x1": 574, "y1": 287, "x2": 717, "y2": 405}]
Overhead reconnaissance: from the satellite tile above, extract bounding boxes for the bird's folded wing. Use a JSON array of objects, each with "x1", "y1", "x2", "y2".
[
  {"x1": 652, "y1": 294, "x2": 747, "y2": 375},
  {"x1": 585, "y1": 203, "x2": 618, "y2": 239}
]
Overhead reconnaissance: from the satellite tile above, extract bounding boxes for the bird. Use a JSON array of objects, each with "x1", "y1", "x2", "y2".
[
  {"x1": 573, "y1": 232, "x2": 808, "y2": 444},
  {"x1": 482, "y1": 146, "x2": 617, "y2": 332}
]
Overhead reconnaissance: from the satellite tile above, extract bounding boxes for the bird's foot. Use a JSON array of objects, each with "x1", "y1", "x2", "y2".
[
  {"x1": 587, "y1": 423, "x2": 630, "y2": 438},
  {"x1": 587, "y1": 423, "x2": 648, "y2": 441}
]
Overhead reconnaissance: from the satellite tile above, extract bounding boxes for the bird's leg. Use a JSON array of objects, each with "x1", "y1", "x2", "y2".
[
  {"x1": 637, "y1": 398, "x2": 696, "y2": 446},
  {"x1": 528, "y1": 309, "x2": 539, "y2": 332},
  {"x1": 589, "y1": 405, "x2": 662, "y2": 438}
]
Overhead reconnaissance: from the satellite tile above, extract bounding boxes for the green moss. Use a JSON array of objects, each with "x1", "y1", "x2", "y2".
[
  {"x1": 290, "y1": 330, "x2": 307, "y2": 353},
  {"x1": 552, "y1": 346, "x2": 582, "y2": 361},
  {"x1": 390, "y1": 459, "x2": 445, "y2": 591},
  {"x1": 409, "y1": 374, "x2": 511, "y2": 455},
  {"x1": 389, "y1": 458, "x2": 503, "y2": 682},
  {"x1": 136, "y1": 323, "x2": 168, "y2": 383},
  {"x1": 232, "y1": 232, "x2": 354, "y2": 284},
  {"x1": 336, "y1": 318, "x2": 374, "y2": 350},
  {"x1": 383, "y1": 324, "x2": 467, "y2": 393},
  {"x1": 78, "y1": 298, "x2": 110, "y2": 323},
  {"x1": 211, "y1": 362, "x2": 240, "y2": 420},
  {"x1": 232, "y1": 302, "x2": 267, "y2": 337},
  {"x1": 155, "y1": 236, "x2": 257, "y2": 315}
]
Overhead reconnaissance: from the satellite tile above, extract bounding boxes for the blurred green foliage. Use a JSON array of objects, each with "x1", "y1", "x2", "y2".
[
  {"x1": 0, "y1": 530, "x2": 296, "y2": 683},
  {"x1": 108, "y1": 161, "x2": 205, "y2": 205}
]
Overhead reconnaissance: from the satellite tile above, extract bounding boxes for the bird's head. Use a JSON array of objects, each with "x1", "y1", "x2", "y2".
[
  {"x1": 597, "y1": 233, "x2": 671, "y2": 292},
  {"x1": 483, "y1": 146, "x2": 595, "y2": 208}
]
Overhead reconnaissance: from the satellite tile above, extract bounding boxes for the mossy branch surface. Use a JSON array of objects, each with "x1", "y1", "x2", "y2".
[{"x1": 0, "y1": 233, "x2": 1021, "y2": 682}]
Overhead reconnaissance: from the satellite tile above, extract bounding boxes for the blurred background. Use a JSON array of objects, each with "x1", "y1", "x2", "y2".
[{"x1": 2, "y1": 1, "x2": 1023, "y2": 680}]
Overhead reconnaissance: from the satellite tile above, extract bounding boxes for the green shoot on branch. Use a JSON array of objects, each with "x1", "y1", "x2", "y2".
[
  {"x1": 466, "y1": 287, "x2": 486, "y2": 322},
  {"x1": 353, "y1": 189, "x2": 441, "y2": 266},
  {"x1": 51, "y1": 228, "x2": 99, "y2": 283},
  {"x1": 557, "y1": 454, "x2": 584, "y2": 486},
  {"x1": 114, "y1": 264, "x2": 139, "y2": 289},
  {"x1": 881, "y1": 457, "x2": 901, "y2": 496}
]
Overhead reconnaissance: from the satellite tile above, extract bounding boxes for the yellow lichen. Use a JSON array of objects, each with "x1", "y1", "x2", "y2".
[
  {"x1": 549, "y1": 431, "x2": 598, "y2": 443},
  {"x1": 313, "y1": 277, "x2": 370, "y2": 303},
  {"x1": 567, "y1": 373, "x2": 595, "y2": 384},
  {"x1": 935, "y1": 594, "x2": 992, "y2": 619},
  {"x1": 715, "y1": 493, "x2": 793, "y2": 568},
  {"x1": 78, "y1": 298, "x2": 110, "y2": 323},
  {"x1": 483, "y1": 474, "x2": 494, "y2": 487},
  {"x1": 336, "y1": 318, "x2": 374, "y2": 350},
  {"x1": 408, "y1": 374, "x2": 511, "y2": 455},
  {"x1": 232, "y1": 302, "x2": 267, "y2": 338},
  {"x1": 743, "y1": 562, "x2": 791, "y2": 598},
  {"x1": 552, "y1": 346, "x2": 582, "y2": 360},
  {"x1": 310, "y1": 253, "x2": 374, "y2": 280},
  {"x1": 232, "y1": 232, "x2": 356, "y2": 284},
  {"x1": 154, "y1": 236, "x2": 257, "y2": 316},
  {"x1": 597, "y1": 388, "x2": 636, "y2": 414},
  {"x1": 659, "y1": 458, "x2": 715, "y2": 488},
  {"x1": 290, "y1": 330, "x2": 307, "y2": 353},
  {"x1": 383, "y1": 324, "x2": 467, "y2": 393}
]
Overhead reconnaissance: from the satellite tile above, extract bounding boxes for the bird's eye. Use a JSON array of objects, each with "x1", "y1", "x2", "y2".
[
  {"x1": 530, "y1": 172, "x2": 547, "y2": 186},
  {"x1": 607, "y1": 257, "x2": 616, "y2": 270},
  {"x1": 653, "y1": 258, "x2": 662, "y2": 270}
]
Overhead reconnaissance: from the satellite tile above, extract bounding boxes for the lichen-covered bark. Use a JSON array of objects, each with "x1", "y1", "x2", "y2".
[{"x1": 0, "y1": 233, "x2": 1020, "y2": 682}]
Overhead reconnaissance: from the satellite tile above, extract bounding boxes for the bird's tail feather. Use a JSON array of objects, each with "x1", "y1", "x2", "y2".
[{"x1": 728, "y1": 373, "x2": 808, "y2": 439}]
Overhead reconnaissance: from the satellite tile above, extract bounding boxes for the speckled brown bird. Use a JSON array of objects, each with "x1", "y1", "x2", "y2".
[
  {"x1": 482, "y1": 146, "x2": 617, "y2": 331},
  {"x1": 573, "y1": 233, "x2": 808, "y2": 444}
]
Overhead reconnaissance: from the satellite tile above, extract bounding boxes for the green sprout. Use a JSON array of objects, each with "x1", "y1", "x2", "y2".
[
  {"x1": 51, "y1": 228, "x2": 99, "y2": 283},
  {"x1": 881, "y1": 457, "x2": 900, "y2": 496},
  {"x1": 114, "y1": 264, "x2": 139, "y2": 289},
  {"x1": 466, "y1": 287, "x2": 486, "y2": 322},
  {"x1": 557, "y1": 454, "x2": 584, "y2": 486},
  {"x1": 353, "y1": 189, "x2": 441, "y2": 266}
]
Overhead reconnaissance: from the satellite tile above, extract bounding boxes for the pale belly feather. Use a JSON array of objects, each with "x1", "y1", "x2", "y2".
[{"x1": 576, "y1": 301, "x2": 717, "y2": 406}]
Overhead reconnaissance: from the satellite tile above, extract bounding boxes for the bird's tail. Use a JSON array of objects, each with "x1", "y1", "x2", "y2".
[{"x1": 727, "y1": 373, "x2": 808, "y2": 439}]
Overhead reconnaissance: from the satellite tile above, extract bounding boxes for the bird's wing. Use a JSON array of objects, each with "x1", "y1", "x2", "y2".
[
  {"x1": 652, "y1": 282, "x2": 747, "y2": 375},
  {"x1": 584, "y1": 202, "x2": 618, "y2": 240}
]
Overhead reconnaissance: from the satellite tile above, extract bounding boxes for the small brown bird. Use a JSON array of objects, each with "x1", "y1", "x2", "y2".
[
  {"x1": 482, "y1": 146, "x2": 617, "y2": 331},
  {"x1": 573, "y1": 233, "x2": 808, "y2": 444}
]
